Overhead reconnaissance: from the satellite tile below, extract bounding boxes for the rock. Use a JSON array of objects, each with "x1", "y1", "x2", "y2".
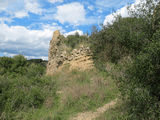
[
  {"x1": 46, "y1": 30, "x2": 94, "y2": 75},
  {"x1": 46, "y1": 30, "x2": 67, "y2": 75},
  {"x1": 52, "y1": 30, "x2": 60, "y2": 41}
]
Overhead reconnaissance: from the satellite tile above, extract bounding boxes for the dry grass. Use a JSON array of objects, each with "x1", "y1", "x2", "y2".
[
  {"x1": 24, "y1": 67, "x2": 119, "y2": 120},
  {"x1": 53, "y1": 68, "x2": 112, "y2": 103},
  {"x1": 54, "y1": 68, "x2": 118, "y2": 111}
]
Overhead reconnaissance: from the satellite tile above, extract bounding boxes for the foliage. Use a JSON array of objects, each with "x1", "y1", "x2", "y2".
[
  {"x1": 0, "y1": 56, "x2": 57, "y2": 120},
  {"x1": 129, "y1": 0, "x2": 159, "y2": 35},
  {"x1": 89, "y1": 0, "x2": 160, "y2": 119},
  {"x1": 90, "y1": 0, "x2": 160, "y2": 66},
  {"x1": 27, "y1": 59, "x2": 48, "y2": 67},
  {"x1": 119, "y1": 38, "x2": 160, "y2": 120},
  {"x1": 64, "y1": 33, "x2": 89, "y2": 49},
  {"x1": 1, "y1": 1, "x2": 160, "y2": 119},
  {"x1": 153, "y1": 2, "x2": 160, "y2": 32},
  {"x1": 0, "y1": 55, "x2": 27, "y2": 76},
  {"x1": 115, "y1": 2, "x2": 160, "y2": 119},
  {"x1": 0, "y1": 55, "x2": 118, "y2": 120},
  {"x1": 90, "y1": 17, "x2": 150, "y2": 64},
  {"x1": 27, "y1": 69, "x2": 118, "y2": 120}
]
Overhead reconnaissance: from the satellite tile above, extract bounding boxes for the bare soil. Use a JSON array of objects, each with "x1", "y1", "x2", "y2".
[{"x1": 70, "y1": 99, "x2": 117, "y2": 120}]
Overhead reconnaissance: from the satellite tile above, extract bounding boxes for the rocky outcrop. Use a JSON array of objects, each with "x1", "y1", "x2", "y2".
[
  {"x1": 63, "y1": 45, "x2": 94, "y2": 71},
  {"x1": 46, "y1": 30, "x2": 94, "y2": 75}
]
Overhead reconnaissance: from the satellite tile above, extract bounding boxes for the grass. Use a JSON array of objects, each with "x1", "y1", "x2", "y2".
[
  {"x1": 22, "y1": 68, "x2": 119, "y2": 120},
  {"x1": 0, "y1": 55, "x2": 119, "y2": 120}
]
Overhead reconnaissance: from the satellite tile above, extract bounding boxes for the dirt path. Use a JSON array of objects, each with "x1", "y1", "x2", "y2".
[{"x1": 70, "y1": 99, "x2": 117, "y2": 120}]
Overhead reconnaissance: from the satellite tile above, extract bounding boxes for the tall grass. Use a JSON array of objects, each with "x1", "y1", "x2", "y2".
[
  {"x1": 24, "y1": 69, "x2": 118, "y2": 120},
  {"x1": 0, "y1": 56, "x2": 118, "y2": 120}
]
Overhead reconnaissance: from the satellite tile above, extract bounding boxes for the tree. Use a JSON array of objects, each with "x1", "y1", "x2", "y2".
[
  {"x1": 0, "y1": 55, "x2": 27, "y2": 76},
  {"x1": 128, "y1": 0, "x2": 159, "y2": 37},
  {"x1": 153, "y1": 2, "x2": 160, "y2": 31},
  {"x1": 117, "y1": 1, "x2": 160, "y2": 119}
]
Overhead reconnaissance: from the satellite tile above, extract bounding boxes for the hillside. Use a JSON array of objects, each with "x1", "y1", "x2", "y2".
[
  {"x1": 0, "y1": 1, "x2": 160, "y2": 120},
  {"x1": 0, "y1": 55, "x2": 118, "y2": 120}
]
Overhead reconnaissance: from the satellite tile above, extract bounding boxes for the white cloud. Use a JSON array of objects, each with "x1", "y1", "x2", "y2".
[
  {"x1": 24, "y1": 0, "x2": 43, "y2": 15},
  {"x1": 25, "y1": 55, "x2": 48, "y2": 60},
  {"x1": 103, "y1": 6, "x2": 129, "y2": 25},
  {"x1": 2, "y1": 52, "x2": 48, "y2": 60},
  {"x1": 14, "y1": 11, "x2": 29, "y2": 18},
  {"x1": 64, "y1": 30, "x2": 83, "y2": 37},
  {"x1": 81, "y1": 17, "x2": 97, "y2": 25},
  {"x1": 0, "y1": 0, "x2": 8, "y2": 11},
  {"x1": 0, "y1": 17, "x2": 13, "y2": 23},
  {"x1": 0, "y1": 23, "x2": 64, "y2": 59},
  {"x1": 0, "y1": 23, "x2": 84, "y2": 59},
  {"x1": 41, "y1": 23, "x2": 65, "y2": 33},
  {"x1": 103, "y1": 0, "x2": 142, "y2": 25},
  {"x1": 48, "y1": 0, "x2": 63, "y2": 4},
  {"x1": 54, "y1": 2, "x2": 86, "y2": 25},
  {"x1": 0, "y1": 0, "x2": 44, "y2": 19},
  {"x1": 88, "y1": 5, "x2": 94, "y2": 11}
]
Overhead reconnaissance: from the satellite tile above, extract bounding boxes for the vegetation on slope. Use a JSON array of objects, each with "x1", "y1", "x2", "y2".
[
  {"x1": 90, "y1": 0, "x2": 160, "y2": 119},
  {"x1": 0, "y1": 55, "x2": 57, "y2": 120},
  {"x1": 0, "y1": 55, "x2": 118, "y2": 120},
  {"x1": 1, "y1": 0, "x2": 160, "y2": 120},
  {"x1": 64, "y1": 33, "x2": 89, "y2": 49}
]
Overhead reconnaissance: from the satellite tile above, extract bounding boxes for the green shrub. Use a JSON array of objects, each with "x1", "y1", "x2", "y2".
[
  {"x1": 0, "y1": 57, "x2": 14, "y2": 75},
  {"x1": 0, "y1": 55, "x2": 27, "y2": 76},
  {"x1": 90, "y1": 1, "x2": 160, "y2": 119},
  {"x1": 0, "y1": 55, "x2": 57, "y2": 120},
  {"x1": 119, "y1": 39, "x2": 160, "y2": 120},
  {"x1": 25, "y1": 63, "x2": 46, "y2": 77},
  {"x1": 90, "y1": 17, "x2": 151, "y2": 66},
  {"x1": 0, "y1": 76, "x2": 57, "y2": 119},
  {"x1": 64, "y1": 33, "x2": 89, "y2": 49},
  {"x1": 153, "y1": 3, "x2": 160, "y2": 32}
]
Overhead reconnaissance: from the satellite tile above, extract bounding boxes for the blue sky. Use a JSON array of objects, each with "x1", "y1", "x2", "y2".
[{"x1": 0, "y1": 0, "x2": 137, "y2": 60}]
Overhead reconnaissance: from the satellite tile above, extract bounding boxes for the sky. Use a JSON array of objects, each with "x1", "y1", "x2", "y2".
[{"x1": 0, "y1": 0, "x2": 140, "y2": 60}]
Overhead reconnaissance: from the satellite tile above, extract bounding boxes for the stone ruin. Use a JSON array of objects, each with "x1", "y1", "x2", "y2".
[{"x1": 46, "y1": 30, "x2": 94, "y2": 75}]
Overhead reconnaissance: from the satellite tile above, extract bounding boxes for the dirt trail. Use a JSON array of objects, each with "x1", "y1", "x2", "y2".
[{"x1": 70, "y1": 99, "x2": 117, "y2": 120}]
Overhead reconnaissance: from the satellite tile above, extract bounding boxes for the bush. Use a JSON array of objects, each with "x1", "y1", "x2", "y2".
[
  {"x1": 90, "y1": 1, "x2": 160, "y2": 119},
  {"x1": 64, "y1": 33, "x2": 89, "y2": 49},
  {"x1": 0, "y1": 76, "x2": 57, "y2": 119},
  {"x1": 90, "y1": 17, "x2": 150, "y2": 65},
  {"x1": 0, "y1": 55, "x2": 27, "y2": 76},
  {"x1": 0, "y1": 56, "x2": 57, "y2": 119},
  {"x1": 0, "y1": 57, "x2": 14, "y2": 75},
  {"x1": 119, "y1": 38, "x2": 160, "y2": 120}
]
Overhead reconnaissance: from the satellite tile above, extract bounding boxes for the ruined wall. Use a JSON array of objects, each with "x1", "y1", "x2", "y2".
[{"x1": 46, "y1": 30, "x2": 94, "y2": 75}]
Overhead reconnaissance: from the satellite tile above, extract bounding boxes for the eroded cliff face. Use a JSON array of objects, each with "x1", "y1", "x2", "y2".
[{"x1": 46, "y1": 30, "x2": 94, "y2": 75}]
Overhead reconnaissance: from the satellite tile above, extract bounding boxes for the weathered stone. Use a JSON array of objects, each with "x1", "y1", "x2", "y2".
[{"x1": 46, "y1": 30, "x2": 94, "y2": 75}]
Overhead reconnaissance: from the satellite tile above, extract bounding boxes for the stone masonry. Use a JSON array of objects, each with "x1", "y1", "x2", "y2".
[{"x1": 46, "y1": 30, "x2": 94, "y2": 75}]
